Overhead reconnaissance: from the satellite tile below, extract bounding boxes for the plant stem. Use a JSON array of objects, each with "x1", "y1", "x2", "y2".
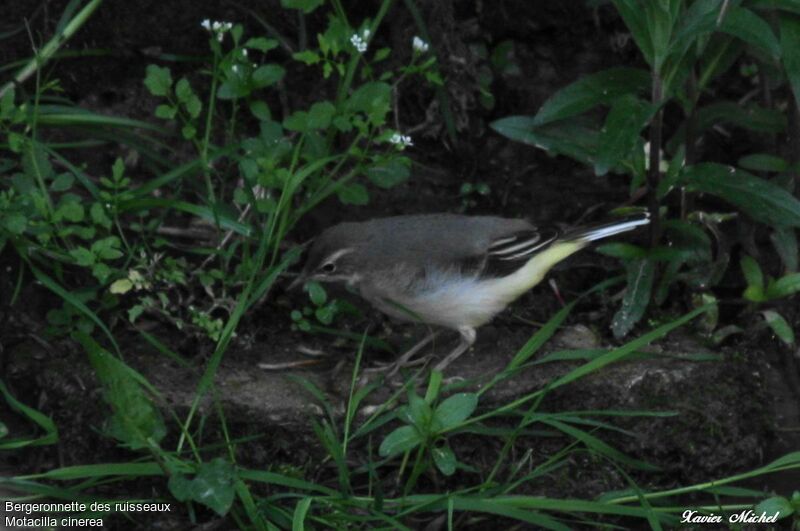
[{"x1": 647, "y1": 72, "x2": 663, "y2": 246}]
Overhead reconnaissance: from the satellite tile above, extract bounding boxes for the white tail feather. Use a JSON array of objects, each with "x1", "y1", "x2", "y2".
[{"x1": 578, "y1": 215, "x2": 650, "y2": 242}]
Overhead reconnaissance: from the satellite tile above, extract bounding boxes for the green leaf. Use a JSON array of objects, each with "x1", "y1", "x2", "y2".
[
  {"x1": 433, "y1": 393, "x2": 478, "y2": 430},
  {"x1": 76, "y1": 332, "x2": 165, "y2": 449},
  {"x1": 143, "y1": 64, "x2": 173, "y2": 96},
  {"x1": 741, "y1": 255, "x2": 764, "y2": 289},
  {"x1": 755, "y1": 496, "x2": 795, "y2": 520},
  {"x1": 245, "y1": 37, "x2": 278, "y2": 52},
  {"x1": 252, "y1": 64, "x2": 286, "y2": 88},
  {"x1": 90, "y1": 203, "x2": 112, "y2": 230},
  {"x1": 682, "y1": 163, "x2": 800, "y2": 228},
  {"x1": 738, "y1": 153, "x2": 789, "y2": 173},
  {"x1": 366, "y1": 158, "x2": 410, "y2": 188},
  {"x1": 283, "y1": 101, "x2": 334, "y2": 132},
  {"x1": 0, "y1": 86, "x2": 15, "y2": 119},
  {"x1": 50, "y1": 173, "x2": 74, "y2": 192},
  {"x1": 596, "y1": 243, "x2": 648, "y2": 260},
  {"x1": 249, "y1": 100, "x2": 271, "y2": 121},
  {"x1": 612, "y1": 258, "x2": 655, "y2": 339},
  {"x1": 293, "y1": 50, "x2": 320, "y2": 65},
  {"x1": 490, "y1": 117, "x2": 599, "y2": 165},
  {"x1": 337, "y1": 183, "x2": 369, "y2": 205},
  {"x1": 771, "y1": 227, "x2": 798, "y2": 272},
  {"x1": 69, "y1": 247, "x2": 95, "y2": 266},
  {"x1": 595, "y1": 95, "x2": 655, "y2": 176},
  {"x1": 168, "y1": 458, "x2": 236, "y2": 516},
  {"x1": 611, "y1": 1, "x2": 655, "y2": 66},
  {"x1": 379, "y1": 425, "x2": 422, "y2": 457},
  {"x1": 346, "y1": 82, "x2": 392, "y2": 126},
  {"x1": 306, "y1": 281, "x2": 327, "y2": 305},
  {"x1": 281, "y1": 0, "x2": 324, "y2": 14},
  {"x1": 767, "y1": 272, "x2": 800, "y2": 298},
  {"x1": 762, "y1": 310, "x2": 795, "y2": 346},
  {"x1": 3, "y1": 212, "x2": 27, "y2": 234},
  {"x1": 721, "y1": 7, "x2": 782, "y2": 61},
  {"x1": 91, "y1": 236, "x2": 123, "y2": 260},
  {"x1": 780, "y1": 13, "x2": 800, "y2": 107},
  {"x1": 533, "y1": 67, "x2": 651, "y2": 125},
  {"x1": 292, "y1": 497, "x2": 313, "y2": 531},
  {"x1": 315, "y1": 305, "x2": 335, "y2": 325},
  {"x1": 406, "y1": 392, "x2": 433, "y2": 431},
  {"x1": 109, "y1": 278, "x2": 134, "y2": 295},
  {"x1": 307, "y1": 101, "x2": 336, "y2": 129},
  {"x1": 432, "y1": 444, "x2": 457, "y2": 476},
  {"x1": 54, "y1": 200, "x2": 84, "y2": 222}
]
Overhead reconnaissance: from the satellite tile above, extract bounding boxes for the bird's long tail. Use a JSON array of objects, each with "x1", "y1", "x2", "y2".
[{"x1": 565, "y1": 212, "x2": 650, "y2": 243}]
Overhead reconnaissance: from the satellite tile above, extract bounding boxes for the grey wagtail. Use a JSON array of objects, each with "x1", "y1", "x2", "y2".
[{"x1": 291, "y1": 212, "x2": 650, "y2": 372}]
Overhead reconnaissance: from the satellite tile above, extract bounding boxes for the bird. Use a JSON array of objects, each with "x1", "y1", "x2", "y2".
[{"x1": 290, "y1": 212, "x2": 650, "y2": 373}]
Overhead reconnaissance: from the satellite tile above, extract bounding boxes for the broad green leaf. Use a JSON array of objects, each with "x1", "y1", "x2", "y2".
[
  {"x1": 721, "y1": 7, "x2": 781, "y2": 61},
  {"x1": 738, "y1": 154, "x2": 789, "y2": 173},
  {"x1": 612, "y1": 258, "x2": 655, "y2": 338},
  {"x1": 337, "y1": 183, "x2": 369, "y2": 205},
  {"x1": 346, "y1": 82, "x2": 392, "y2": 126},
  {"x1": 143, "y1": 64, "x2": 172, "y2": 96},
  {"x1": 780, "y1": 13, "x2": 800, "y2": 107},
  {"x1": 366, "y1": 158, "x2": 410, "y2": 189},
  {"x1": 682, "y1": 163, "x2": 800, "y2": 228},
  {"x1": 761, "y1": 310, "x2": 795, "y2": 346},
  {"x1": 3, "y1": 212, "x2": 27, "y2": 234},
  {"x1": 490, "y1": 117, "x2": 599, "y2": 165},
  {"x1": 532, "y1": 67, "x2": 651, "y2": 125},
  {"x1": 109, "y1": 278, "x2": 133, "y2": 295},
  {"x1": 432, "y1": 444, "x2": 457, "y2": 476},
  {"x1": 252, "y1": 64, "x2": 286, "y2": 88},
  {"x1": 69, "y1": 247, "x2": 95, "y2": 266},
  {"x1": 755, "y1": 496, "x2": 795, "y2": 520},
  {"x1": 740, "y1": 255, "x2": 764, "y2": 289},
  {"x1": 245, "y1": 37, "x2": 278, "y2": 53},
  {"x1": 76, "y1": 332, "x2": 165, "y2": 449},
  {"x1": 249, "y1": 100, "x2": 271, "y2": 121},
  {"x1": 697, "y1": 101, "x2": 786, "y2": 133},
  {"x1": 379, "y1": 425, "x2": 422, "y2": 457},
  {"x1": 433, "y1": 393, "x2": 478, "y2": 429},
  {"x1": 306, "y1": 101, "x2": 336, "y2": 129},
  {"x1": 168, "y1": 458, "x2": 236, "y2": 516},
  {"x1": 767, "y1": 272, "x2": 800, "y2": 298},
  {"x1": 50, "y1": 173, "x2": 74, "y2": 192},
  {"x1": 408, "y1": 390, "x2": 433, "y2": 426},
  {"x1": 54, "y1": 200, "x2": 84, "y2": 222},
  {"x1": 306, "y1": 281, "x2": 327, "y2": 305},
  {"x1": 594, "y1": 95, "x2": 655, "y2": 176}
]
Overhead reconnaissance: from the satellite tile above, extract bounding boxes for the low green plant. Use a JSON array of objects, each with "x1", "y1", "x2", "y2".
[{"x1": 492, "y1": 0, "x2": 800, "y2": 338}]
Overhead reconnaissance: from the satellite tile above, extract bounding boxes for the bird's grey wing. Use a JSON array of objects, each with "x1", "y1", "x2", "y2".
[{"x1": 477, "y1": 226, "x2": 561, "y2": 278}]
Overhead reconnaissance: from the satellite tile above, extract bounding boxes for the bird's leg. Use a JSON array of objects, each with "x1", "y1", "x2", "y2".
[
  {"x1": 364, "y1": 330, "x2": 440, "y2": 375},
  {"x1": 432, "y1": 326, "x2": 476, "y2": 372}
]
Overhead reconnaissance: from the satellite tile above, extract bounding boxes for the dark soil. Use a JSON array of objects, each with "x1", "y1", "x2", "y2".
[{"x1": 2, "y1": 1, "x2": 799, "y2": 530}]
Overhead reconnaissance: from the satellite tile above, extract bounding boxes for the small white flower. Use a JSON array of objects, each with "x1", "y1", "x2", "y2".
[
  {"x1": 242, "y1": 48, "x2": 248, "y2": 57},
  {"x1": 412, "y1": 36, "x2": 429, "y2": 53},
  {"x1": 350, "y1": 34, "x2": 367, "y2": 53},
  {"x1": 232, "y1": 64, "x2": 240, "y2": 74},
  {"x1": 202, "y1": 20, "x2": 234, "y2": 42},
  {"x1": 389, "y1": 133, "x2": 413, "y2": 149},
  {"x1": 350, "y1": 28, "x2": 371, "y2": 53}
]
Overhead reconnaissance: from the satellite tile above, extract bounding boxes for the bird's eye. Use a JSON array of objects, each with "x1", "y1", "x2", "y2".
[{"x1": 320, "y1": 262, "x2": 336, "y2": 274}]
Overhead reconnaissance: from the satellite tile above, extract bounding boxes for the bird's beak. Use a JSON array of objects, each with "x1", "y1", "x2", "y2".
[{"x1": 287, "y1": 274, "x2": 306, "y2": 292}]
